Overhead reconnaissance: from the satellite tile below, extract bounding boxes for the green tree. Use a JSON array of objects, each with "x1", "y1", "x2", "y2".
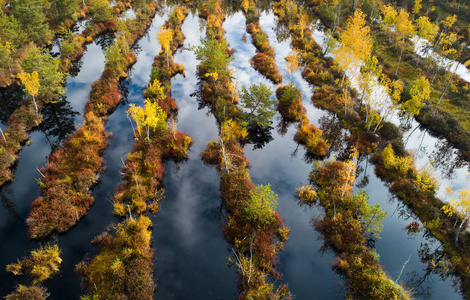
[
  {"x1": 105, "y1": 35, "x2": 130, "y2": 77},
  {"x1": 22, "y1": 45, "x2": 68, "y2": 103},
  {"x1": 349, "y1": 190, "x2": 387, "y2": 239},
  {"x1": 401, "y1": 75, "x2": 430, "y2": 119},
  {"x1": 87, "y1": 0, "x2": 114, "y2": 23},
  {"x1": 9, "y1": 0, "x2": 52, "y2": 45},
  {"x1": 0, "y1": 42, "x2": 13, "y2": 72},
  {"x1": 50, "y1": 0, "x2": 79, "y2": 24},
  {"x1": 191, "y1": 32, "x2": 234, "y2": 79},
  {"x1": 245, "y1": 184, "x2": 278, "y2": 227},
  {"x1": 239, "y1": 83, "x2": 276, "y2": 129},
  {"x1": 0, "y1": 11, "x2": 26, "y2": 49}
]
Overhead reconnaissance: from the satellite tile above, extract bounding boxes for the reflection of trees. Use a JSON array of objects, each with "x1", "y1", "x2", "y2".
[
  {"x1": 355, "y1": 155, "x2": 369, "y2": 189},
  {"x1": 220, "y1": 0, "x2": 240, "y2": 17},
  {"x1": 95, "y1": 32, "x2": 116, "y2": 52},
  {"x1": 274, "y1": 19, "x2": 290, "y2": 43},
  {"x1": 119, "y1": 78, "x2": 130, "y2": 106},
  {"x1": 0, "y1": 84, "x2": 25, "y2": 124},
  {"x1": 402, "y1": 270, "x2": 432, "y2": 299},
  {"x1": 319, "y1": 113, "x2": 344, "y2": 153},
  {"x1": 256, "y1": 0, "x2": 273, "y2": 14},
  {"x1": 401, "y1": 240, "x2": 459, "y2": 299},
  {"x1": 0, "y1": 185, "x2": 19, "y2": 219},
  {"x1": 68, "y1": 54, "x2": 84, "y2": 78},
  {"x1": 430, "y1": 139, "x2": 467, "y2": 180},
  {"x1": 244, "y1": 124, "x2": 274, "y2": 150},
  {"x1": 275, "y1": 117, "x2": 295, "y2": 136},
  {"x1": 38, "y1": 97, "x2": 78, "y2": 151}
]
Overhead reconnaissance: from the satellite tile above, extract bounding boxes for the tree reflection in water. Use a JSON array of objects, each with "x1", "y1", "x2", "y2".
[
  {"x1": 0, "y1": 185, "x2": 19, "y2": 219},
  {"x1": 319, "y1": 113, "x2": 345, "y2": 154},
  {"x1": 0, "y1": 84, "x2": 25, "y2": 125},
  {"x1": 244, "y1": 123, "x2": 274, "y2": 150},
  {"x1": 39, "y1": 97, "x2": 79, "y2": 151},
  {"x1": 430, "y1": 139, "x2": 467, "y2": 180}
]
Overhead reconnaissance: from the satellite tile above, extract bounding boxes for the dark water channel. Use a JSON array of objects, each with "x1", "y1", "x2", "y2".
[{"x1": 0, "y1": 7, "x2": 466, "y2": 300}]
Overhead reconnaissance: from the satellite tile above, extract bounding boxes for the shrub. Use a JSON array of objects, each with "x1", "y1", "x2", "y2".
[
  {"x1": 78, "y1": 217, "x2": 154, "y2": 300},
  {"x1": 296, "y1": 185, "x2": 318, "y2": 205},
  {"x1": 6, "y1": 244, "x2": 62, "y2": 284},
  {"x1": 6, "y1": 285, "x2": 49, "y2": 300},
  {"x1": 251, "y1": 53, "x2": 282, "y2": 84},
  {"x1": 276, "y1": 85, "x2": 304, "y2": 121},
  {"x1": 294, "y1": 115, "x2": 329, "y2": 157},
  {"x1": 27, "y1": 112, "x2": 110, "y2": 238}
]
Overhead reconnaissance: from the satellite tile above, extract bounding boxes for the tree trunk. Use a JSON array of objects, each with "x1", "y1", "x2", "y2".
[
  {"x1": 395, "y1": 46, "x2": 404, "y2": 76},
  {"x1": 128, "y1": 118, "x2": 136, "y2": 137},
  {"x1": 455, "y1": 211, "x2": 469, "y2": 244},
  {"x1": 0, "y1": 127, "x2": 5, "y2": 142},
  {"x1": 220, "y1": 137, "x2": 229, "y2": 174},
  {"x1": 166, "y1": 50, "x2": 170, "y2": 71},
  {"x1": 146, "y1": 125, "x2": 150, "y2": 145},
  {"x1": 433, "y1": 78, "x2": 451, "y2": 116},
  {"x1": 32, "y1": 94, "x2": 38, "y2": 113}
]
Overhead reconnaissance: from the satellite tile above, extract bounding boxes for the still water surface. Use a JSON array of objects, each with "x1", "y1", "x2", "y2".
[{"x1": 0, "y1": 8, "x2": 466, "y2": 300}]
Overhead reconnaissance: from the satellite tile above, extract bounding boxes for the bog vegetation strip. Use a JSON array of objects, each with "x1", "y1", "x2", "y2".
[
  {"x1": 26, "y1": 3, "x2": 159, "y2": 239},
  {"x1": 0, "y1": 0, "x2": 137, "y2": 188},
  {"x1": 195, "y1": 0, "x2": 291, "y2": 298},
  {"x1": 76, "y1": 7, "x2": 193, "y2": 299}
]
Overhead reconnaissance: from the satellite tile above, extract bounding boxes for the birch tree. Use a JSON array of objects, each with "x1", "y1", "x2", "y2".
[
  {"x1": 157, "y1": 28, "x2": 173, "y2": 71},
  {"x1": 442, "y1": 186, "x2": 470, "y2": 244},
  {"x1": 127, "y1": 99, "x2": 167, "y2": 145},
  {"x1": 17, "y1": 71, "x2": 40, "y2": 113},
  {"x1": 394, "y1": 9, "x2": 415, "y2": 75},
  {"x1": 333, "y1": 9, "x2": 372, "y2": 115}
]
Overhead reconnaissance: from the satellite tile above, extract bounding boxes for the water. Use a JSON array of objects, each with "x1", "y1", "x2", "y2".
[
  {"x1": 412, "y1": 36, "x2": 470, "y2": 83},
  {"x1": 66, "y1": 42, "x2": 106, "y2": 125},
  {"x1": 0, "y1": 6, "x2": 467, "y2": 300},
  {"x1": 0, "y1": 13, "x2": 167, "y2": 299},
  {"x1": 312, "y1": 21, "x2": 470, "y2": 201},
  {"x1": 153, "y1": 13, "x2": 238, "y2": 299}
]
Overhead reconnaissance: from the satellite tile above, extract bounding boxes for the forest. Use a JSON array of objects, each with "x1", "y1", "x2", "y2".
[{"x1": 0, "y1": 0, "x2": 470, "y2": 299}]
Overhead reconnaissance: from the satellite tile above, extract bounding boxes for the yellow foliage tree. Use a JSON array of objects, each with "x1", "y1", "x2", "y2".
[
  {"x1": 416, "y1": 16, "x2": 439, "y2": 41},
  {"x1": 157, "y1": 28, "x2": 173, "y2": 70},
  {"x1": 147, "y1": 78, "x2": 165, "y2": 101},
  {"x1": 442, "y1": 185, "x2": 470, "y2": 243},
  {"x1": 380, "y1": 4, "x2": 397, "y2": 41},
  {"x1": 394, "y1": 9, "x2": 415, "y2": 75},
  {"x1": 241, "y1": 0, "x2": 249, "y2": 13},
  {"x1": 413, "y1": 0, "x2": 422, "y2": 16},
  {"x1": 17, "y1": 71, "x2": 40, "y2": 113},
  {"x1": 127, "y1": 99, "x2": 167, "y2": 144},
  {"x1": 285, "y1": 49, "x2": 301, "y2": 81},
  {"x1": 333, "y1": 9, "x2": 372, "y2": 114}
]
